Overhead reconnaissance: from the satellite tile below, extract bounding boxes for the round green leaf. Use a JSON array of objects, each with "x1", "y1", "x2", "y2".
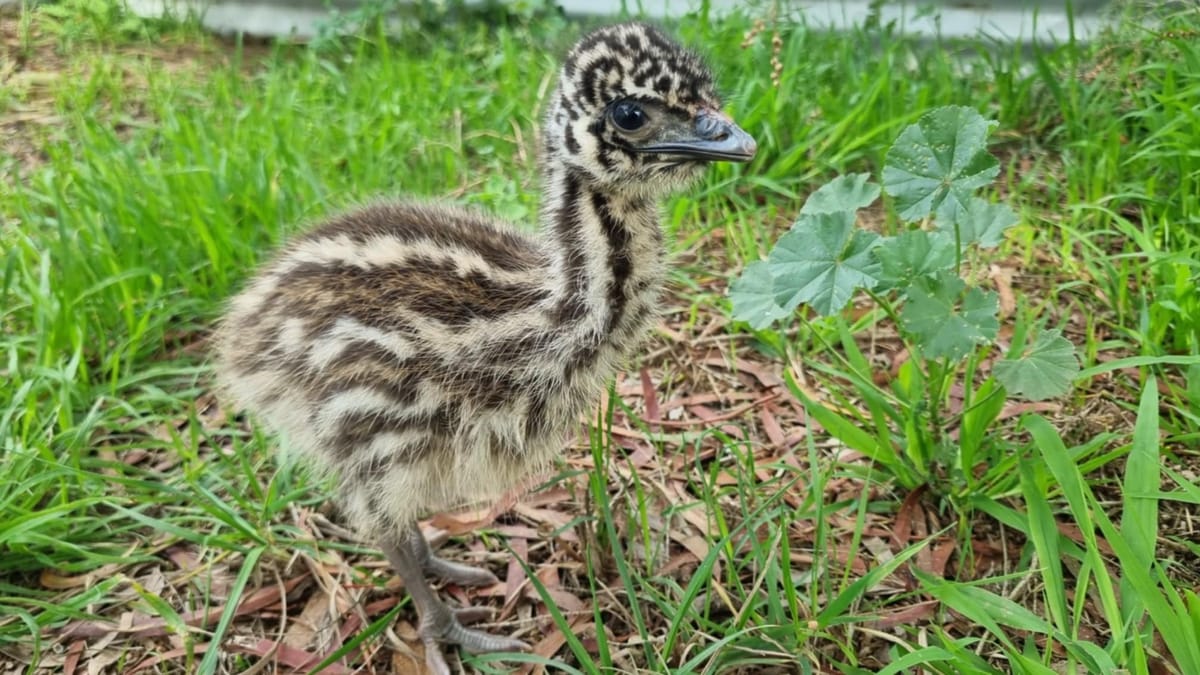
[
  {"x1": 901, "y1": 272, "x2": 999, "y2": 360},
  {"x1": 937, "y1": 197, "x2": 1019, "y2": 249},
  {"x1": 882, "y1": 106, "x2": 1000, "y2": 223},
  {"x1": 875, "y1": 230, "x2": 957, "y2": 288},
  {"x1": 994, "y1": 328, "x2": 1080, "y2": 400},
  {"x1": 767, "y1": 210, "x2": 882, "y2": 317},
  {"x1": 800, "y1": 173, "x2": 881, "y2": 216}
]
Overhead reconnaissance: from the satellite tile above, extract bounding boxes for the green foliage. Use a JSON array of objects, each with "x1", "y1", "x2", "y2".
[
  {"x1": 34, "y1": 0, "x2": 180, "y2": 43},
  {"x1": 1010, "y1": 384, "x2": 1200, "y2": 673},
  {"x1": 311, "y1": 0, "x2": 564, "y2": 46},
  {"x1": 731, "y1": 105, "x2": 1081, "y2": 496},
  {"x1": 951, "y1": 372, "x2": 1200, "y2": 673}
]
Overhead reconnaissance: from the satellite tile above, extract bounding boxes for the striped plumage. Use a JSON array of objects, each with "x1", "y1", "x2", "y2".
[{"x1": 214, "y1": 22, "x2": 754, "y2": 673}]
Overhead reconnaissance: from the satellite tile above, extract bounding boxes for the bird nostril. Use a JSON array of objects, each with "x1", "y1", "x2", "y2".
[{"x1": 697, "y1": 113, "x2": 723, "y2": 139}]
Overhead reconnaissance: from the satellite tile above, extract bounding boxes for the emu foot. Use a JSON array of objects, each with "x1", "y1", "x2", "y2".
[
  {"x1": 420, "y1": 610, "x2": 530, "y2": 675},
  {"x1": 381, "y1": 527, "x2": 526, "y2": 675}
]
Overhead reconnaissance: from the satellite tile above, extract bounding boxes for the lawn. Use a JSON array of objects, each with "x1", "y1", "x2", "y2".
[{"x1": 1, "y1": 1, "x2": 1199, "y2": 674}]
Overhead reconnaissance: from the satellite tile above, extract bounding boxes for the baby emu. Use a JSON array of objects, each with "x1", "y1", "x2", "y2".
[{"x1": 214, "y1": 22, "x2": 755, "y2": 674}]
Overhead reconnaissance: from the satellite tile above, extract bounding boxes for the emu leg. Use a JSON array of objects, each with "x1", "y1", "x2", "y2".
[
  {"x1": 381, "y1": 528, "x2": 529, "y2": 675},
  {"x1": 409, "y1": 528, "x2": 500, "y2": 587}
]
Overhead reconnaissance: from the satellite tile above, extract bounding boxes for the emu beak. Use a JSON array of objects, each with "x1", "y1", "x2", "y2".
[{"x1": 640, "y1": 109, "x2": 757, "y2": 162}]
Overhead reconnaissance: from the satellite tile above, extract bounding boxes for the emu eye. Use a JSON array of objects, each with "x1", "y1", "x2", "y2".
[{"x1": 610, "y1": 101, "x2": 647, "y2": 132}]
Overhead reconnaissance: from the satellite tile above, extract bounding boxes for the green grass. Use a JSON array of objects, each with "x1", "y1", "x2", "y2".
[{"x1": 2, "y1": 1, "x2": 1199, "y2": 673}]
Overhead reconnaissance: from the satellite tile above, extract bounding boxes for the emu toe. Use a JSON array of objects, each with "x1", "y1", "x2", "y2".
[
  {"x1": 421, "y1": 613, "x2": 530, "y2": 675},
  {"x1": 427, "y1": 614, "x2": 530, "y2": 654},
  {"x1": 425, "y1": 556, "x2": 500, "y2": 587},
  {"x1": 406, "y1": 532, "x2": 501, "y2": 587}
]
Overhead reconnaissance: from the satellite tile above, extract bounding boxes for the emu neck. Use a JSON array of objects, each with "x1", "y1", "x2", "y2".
[{"x1": 539, "y1": 163, "x2": 666, "y2": 355}]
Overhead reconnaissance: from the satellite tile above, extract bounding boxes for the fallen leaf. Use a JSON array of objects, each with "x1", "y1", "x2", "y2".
[
  {"x1": 759, "y1": 405, "x2": 786, "y2": 447},
  {"x1": 224, "y1": 636, "x2": 354, "y2": 675},
  {"x1": 701, "y1": 356, "x2": 783, "y2": 388},
  {"x1": 62, "y1": 640, "x2": 84, "y2": 675},
  {"x1": 39, "y1": 563, "x2": 123, "y2": 590},
  {"x1": 870, "y1": 600, "x2": 939, "y2": 628},
  {"x1": 990, "y1": 264, "x2": 1016, "y2": 318},
  {"x1": 391, "y1": 644, "x2": 429, "y2": 675},
  {"x1": 929, "y1": 537, "x2": 956, "y2": 577},
  {"x1": 518, "y1": 618, "x2": 590, "y2": 675},
  {"x1": 639, "y1": 368, "x2": 660, "y2": 422},
  {"x1": 283, "y1": 590, "x2": 339, "y2": 651}
]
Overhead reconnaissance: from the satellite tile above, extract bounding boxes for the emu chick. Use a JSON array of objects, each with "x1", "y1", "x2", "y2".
[{"x1": 214, "y1": 22, "x2": 755, "y2": 674}]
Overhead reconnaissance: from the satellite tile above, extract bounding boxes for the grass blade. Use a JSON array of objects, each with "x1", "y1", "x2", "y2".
[
  {"x1": 197, "y1": 545, "x2": 264, "y2": 674},
  {"x1": 1121, "y1": 375, "x2": 1160, "y2": 622}
]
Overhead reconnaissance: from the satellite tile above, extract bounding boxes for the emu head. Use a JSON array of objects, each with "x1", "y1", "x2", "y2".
[{"x1": 544, "y1": 22, "x2": 756, "y2": 195}]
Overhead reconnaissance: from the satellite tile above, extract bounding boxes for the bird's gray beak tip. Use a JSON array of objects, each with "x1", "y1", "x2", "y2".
[
  {"x1": 695, "y1": 109, "x2": 757, "y2": 162},
  {"x1": 727, "y1": 128, "x2": 757, "y2": 162}
]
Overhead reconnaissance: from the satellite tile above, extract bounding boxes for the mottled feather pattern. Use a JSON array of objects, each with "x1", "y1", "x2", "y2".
[{"x1": 214, "y1": 23, "x2": 728, "y2": 537}]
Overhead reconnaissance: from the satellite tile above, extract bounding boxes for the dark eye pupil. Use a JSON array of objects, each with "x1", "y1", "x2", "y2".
[{"x1": 612, "y1": 102, "x2": 646, "y2": 131}]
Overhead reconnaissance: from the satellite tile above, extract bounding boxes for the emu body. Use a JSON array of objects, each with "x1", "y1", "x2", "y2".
[{"x1": 214, "y1": 22, "x2": 755, "y2": 674}]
